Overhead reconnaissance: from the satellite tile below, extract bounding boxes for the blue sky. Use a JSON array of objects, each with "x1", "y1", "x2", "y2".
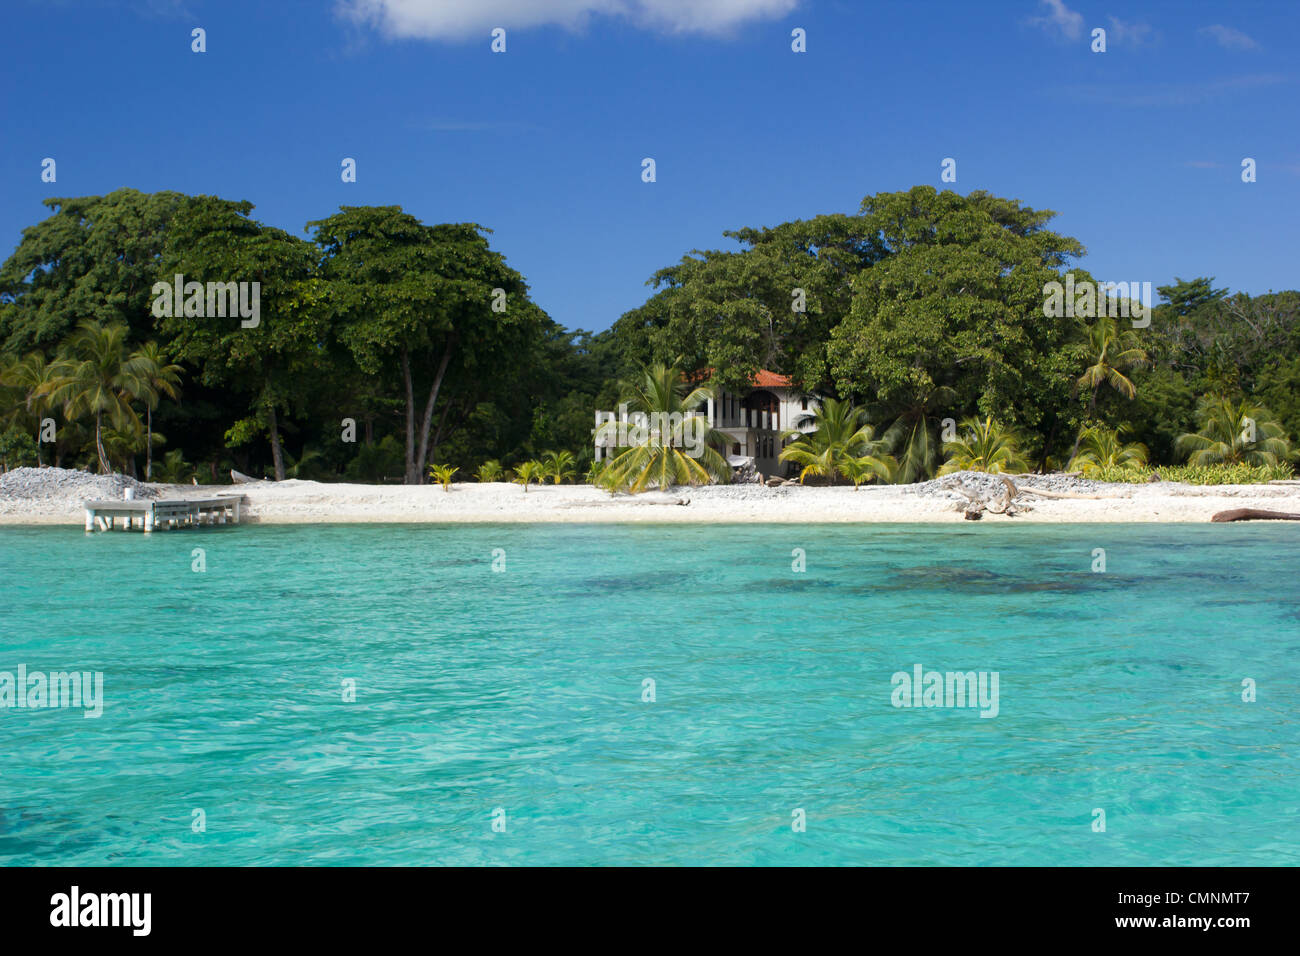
[{"x1": 2, "y1": 0, "x2": 1296, "y2": 332}]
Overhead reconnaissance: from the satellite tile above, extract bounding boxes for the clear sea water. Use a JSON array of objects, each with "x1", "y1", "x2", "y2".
[{"x1": 1, "y1": 522, "x2": 1297, "y2": 866}]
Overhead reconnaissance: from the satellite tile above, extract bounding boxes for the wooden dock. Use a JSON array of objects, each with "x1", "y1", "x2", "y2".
[{"x1": 83, "y1": 495, "x2": 247, "y2": 532}]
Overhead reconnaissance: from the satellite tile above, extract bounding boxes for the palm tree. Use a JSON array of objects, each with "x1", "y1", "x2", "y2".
[
  {"x1": 1176, "y1": 396, "x2": 1293, "y2": 466},
  {"x1": 1067, "y1": 425, "x2": 1148, "y2": 477},
  {"x1": 475, "y1": 459, "x2": 504, "y2": 482},
  {"x1": 597, "y1": 363, "x2": 731, "y2": 493},
  {"x1": 939, "y1": 416, "x2": 1029, "y2": 474},
  {"x1": 129, "y1": 341, "x2": 183, "y2": 481},
  {"x1": 428, "y1": 463, "x2": 458, "y2": 491},
  {"x1": 879, "y1": 386, "x2": 957, "y2": 484},
  {"x1": 1072, "y1": 316, "x2": 1149, "y2": 461},
  {"x1": 779, "y1": 397, "x2": 896, "y2": 485},
  {"x1": 0, "y1": 352, "x2": 59, "y2": 466},
  {"x1": 1077, "y1": 315, "x2": 1149, "y2": 408},
  {"x1": 514, "y1": 460, "x2": 544, "y2": 492},
  {"x1": 285, "y1": 446, "x2": 326, "y2": 479},
  {"x1": 540, "y1": 449, "x2": 577, "y2": 485},
  {"x1": 840, "y1": 455, "x2": 895, "y2": 489},
  {"x1": 153, "y1": 448, "x2": 193, "y2": 484},
  {"x1": 43, "y1": 322, "x2": 147, "y2": 474}
]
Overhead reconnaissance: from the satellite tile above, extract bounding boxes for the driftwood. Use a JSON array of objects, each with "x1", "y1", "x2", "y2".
[
  {"x1": 942, "y1": 474, "x2": 1131, "y2": 516},
  {"x1": 945, "y1": 475, "x2": 1026, "y2": 518},
  {"x1": 1211, "y1": 508, "x2": 1300, "y2": 522},
  {"x1": 1016, "y1": 486, "x2": 1113, "y2": 500}
]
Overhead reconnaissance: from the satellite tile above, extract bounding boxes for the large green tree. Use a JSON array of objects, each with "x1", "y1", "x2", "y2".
[
  {"x1": 158, "y1": 196, "x2": 326, "y2": 480},
  {"x1": 828, "y1": 188, "x2": 1089, "y2": 461},
  {"x1": 0, "y1": 189, "x2": 185, "y2": 354},
  {"x1": 611, "y1": 213, "x2": 876, "y2": 396},
  {"x1": 310, "y1": 206, "x2": 546, "y2": 484}
]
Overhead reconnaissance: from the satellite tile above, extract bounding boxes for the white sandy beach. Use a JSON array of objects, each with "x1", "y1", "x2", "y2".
[{"x1": 4, "y1": 471, "x2": 1300, "y2": 524}]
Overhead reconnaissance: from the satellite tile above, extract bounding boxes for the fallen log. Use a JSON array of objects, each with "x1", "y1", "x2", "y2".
[{"x1": 1211, "y1": 508, "x2": 1300, "y2": 522}]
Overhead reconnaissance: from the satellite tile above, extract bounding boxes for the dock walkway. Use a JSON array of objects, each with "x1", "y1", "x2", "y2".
[{"x1": 83, "y1": 495, "x2": 247, "y2": 532}]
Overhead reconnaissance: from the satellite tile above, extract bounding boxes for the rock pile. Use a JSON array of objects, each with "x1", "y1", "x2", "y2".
[
  {"x1": 905, "y1": 470, "x2": 1108, "y2": 500},
  {"x1": 0, "y1": 467, "x2": 158, "y2": 505}
]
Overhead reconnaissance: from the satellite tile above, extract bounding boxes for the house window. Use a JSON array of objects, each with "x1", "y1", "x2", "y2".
[{"x1": 801, "y1": 397, "x2": 808, "y2": 410}]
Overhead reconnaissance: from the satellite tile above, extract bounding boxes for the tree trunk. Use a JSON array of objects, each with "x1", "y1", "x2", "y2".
[
  {"x1": 414, "y1": 342, "x2": 455, "y2": 483},
  {"x1": 427, "y1": 397, "x2": 456, "y2": 470},
  {"x1": 1068, "y1": 389, "x2": 1100, "y2": 464},
  {"x1": 267, "y1": 405, "x2": 286, "y2": 481},
  {"x1": 145, "y1": 405, "x2": 153, "y2": 480},
  {"x1": 94, "y1": 411, "x2": 110, "y2": 474},
  {"x1": 402, "y1": 349, "x2": 418, "y2": 484}
]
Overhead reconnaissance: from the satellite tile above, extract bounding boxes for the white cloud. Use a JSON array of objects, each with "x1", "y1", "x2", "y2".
[
  {"x1": 337, "y1": 0, "x2": 800, "y2": 39},
  {"x1": 1107, "y1": 16, "x2": 1152, "y2": 47},
  {"x1": 1027, "y1": 0, "x2": 1084, "y2": 41},
  {"x1": 1199, "y1": 24, "x2": 1259, "y2": 52}
]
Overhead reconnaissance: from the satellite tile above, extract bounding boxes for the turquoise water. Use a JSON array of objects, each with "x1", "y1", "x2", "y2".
[{"x1": 1, "y1": 522, "x2": 1297, "y2": 866}]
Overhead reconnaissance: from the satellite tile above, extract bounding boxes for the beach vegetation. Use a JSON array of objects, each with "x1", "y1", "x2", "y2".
[
  {"x1": 597, "y1": 363, "x2": 731, "y2": 492},
  {"x1": 1176, "y1": 396, "x2": 1293, "y2": 466},
  {"x1": 540, "y1": 449, "x2": 576, "y2": 484},
  {"x1": 41, "y1": 321, "x2": 148, "y2": 475},
  {"x1": 939, "y1": 417, "x2": 1029, "y2": 475},
  {"x1": 1, "y1": 188, "x2": 1297, "y2": 484},
  {"x1": 513, "y1": 460, "x2": 544, "y2": 492},
  {"x1": 778, "y1": 397, "x2": 895, "y2": 485},
  {"x1": 428, "y1": 462, "x2": 458, "y2": 490},
  {"x1": 1066, "y1": 425, "x2": 1148, "y2": 477}
]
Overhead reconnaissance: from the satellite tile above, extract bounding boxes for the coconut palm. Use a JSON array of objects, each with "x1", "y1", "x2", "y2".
[
  {"x1": 513, "y1": 460, "x2": 544, "y2": 492},
  {"x1": 597, "y1": 363, "x2": 731, "y2": 493},
  {"x1": 428, "y1": 463, "x2": 458, "y2": 491},
  {"x1": 475, "y1": 459, "x2": 504, "y2": 482},
  {"x1": 0, "y1": 352, "x2": 59, "y2": 466},
  {"x1": 152, "y1": 448, "x2": 193, "y2": 484},
  {"x1": 540, "y1": 449, "x2": 577, "y2": 485},
  {"x1": 42, "y1": 322, "x2": 148, "y2": 474},
  {"x1": 285, "y1": 446, "x2": 326, "y2": 479},
  {"x1": 1071, "y1": 315, "x2": 1149, "y2": 461},
  {"x1": 779, "y1": 397, "x2": 896, "y2": 485},
  {"x1": 101, "y1": 423, "x2": 160, "y2": 476},
  {"x1": 840, "y1": 455, "x2": 896, "y2": 489},
  {"x1": 128, "y1": 341, "x2": 183, "y2": 481},
  {"x1": 1077, "y1": 315, "x2": 1149, "y2": 408},
  {"x1": 1067, "y1": 425, "x2": 1148, "y2": 476},
  {"x1": 879, "y1": 386, "x2": 957, "y2": 484},
  {"x1": 938, "y1": 416, "x2": 1029, "y2": 474},
  {"x1": 1176, "y1": 396, "x2": 1293, "y2": 466}
]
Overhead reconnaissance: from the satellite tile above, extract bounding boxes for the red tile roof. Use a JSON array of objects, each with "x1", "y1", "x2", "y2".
[{"x1": 689, "y1": 368, "x2": 793, "y2": 389}]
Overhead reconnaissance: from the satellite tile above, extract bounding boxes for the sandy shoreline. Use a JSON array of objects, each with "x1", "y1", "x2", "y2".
[{"x1": 4, "y1": 477, "x2": 1300, "y2": 525}]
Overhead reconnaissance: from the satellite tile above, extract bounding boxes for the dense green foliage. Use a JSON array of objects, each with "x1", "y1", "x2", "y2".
[
  {"x1": 1, "y1": 186, "x2": 1296, "y2": 484},
  {"x1": 778, "y1": 397, "x2": 895, "y2": 485}
]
